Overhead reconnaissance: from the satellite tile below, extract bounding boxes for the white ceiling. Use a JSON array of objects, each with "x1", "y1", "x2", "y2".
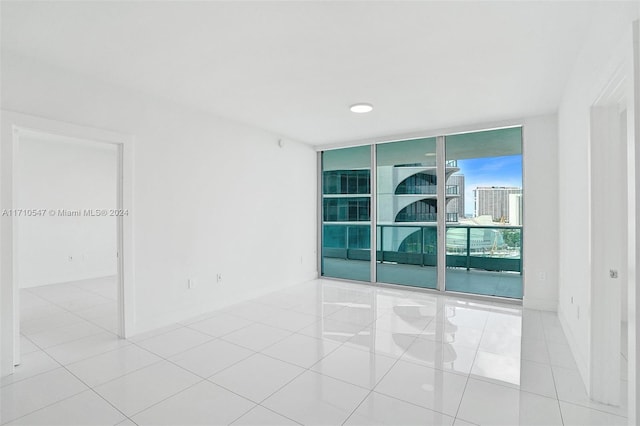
[{"x1": 1, "y1": 1, "x2": 605, "y2": 145}]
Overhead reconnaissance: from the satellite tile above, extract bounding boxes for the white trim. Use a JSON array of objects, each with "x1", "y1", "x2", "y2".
[
  {"x1": 0, "y1": 110, "x2": 135, "y2": 376},
  {"x1": 369, "y1": 144, "x2": 377, "y2": 284},
  {"x1": 630, "y1": 18, "x2": 640, "y2": 426},
  {"x1": 589, "y1": 105, "x2": 623, "y2": 405},
  {"x1": 436, "y1": 135, "x2": 446, "y2": 291},
  {"x1": 317, "y1": 152, "x2": 323, "y2": 280},
  {"x1": 585, "y1": 21, "x2": 637, "y2": 410}
]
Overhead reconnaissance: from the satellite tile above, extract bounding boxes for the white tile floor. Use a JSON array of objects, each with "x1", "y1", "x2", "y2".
[{"x1": 1, "y1": 277, "x2": 630, "y2": 425}]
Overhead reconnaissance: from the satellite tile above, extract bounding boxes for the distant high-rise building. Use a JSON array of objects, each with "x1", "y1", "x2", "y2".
[
  {"x1": 446, "y1": 174, "x2": 465, "y2": 219},
  {"x1": 474, "y1": 186, "x2": 522, "y2": 222},
  {"x1": 508, "y1": 193, "x2": 523, "y2": 226}
]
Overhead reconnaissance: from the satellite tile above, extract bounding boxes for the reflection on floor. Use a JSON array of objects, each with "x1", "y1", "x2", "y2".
[
  {"x1": 1, "y1": 278, "x2": 628, "y2": 425},
  {"x1": 377, "y1": 263, "x2": 437, "y2": 290},
  {"x1": 323, "y1": 258, "x2": 522, "y2": 298},
  {"x1": 323, "y1": 258, "x2": 372, "y2": 282},
  {"x1": 445, "y1": 269, "x2": 522, "y2": 299}
]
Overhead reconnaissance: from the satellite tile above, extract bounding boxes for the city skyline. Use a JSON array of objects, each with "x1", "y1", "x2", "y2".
[{"x1": 455, "y1": 154, "x2": 523, "y2": 216}]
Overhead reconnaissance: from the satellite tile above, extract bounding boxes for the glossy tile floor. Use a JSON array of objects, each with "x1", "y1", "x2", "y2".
[{"x1": 1, "y1": 277, "x2": 629, "y2": 425}]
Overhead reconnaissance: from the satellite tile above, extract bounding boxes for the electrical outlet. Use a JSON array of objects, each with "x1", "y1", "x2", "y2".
[
  {"x1": 609, "y1": 269, "x2": 618, "y2": 279},
  {"x1": 216, "y1": 273, "x2": 222, "y2": 283},
  {"x1": 538, "y1": 272, "x2": 547, "y2": 281}
]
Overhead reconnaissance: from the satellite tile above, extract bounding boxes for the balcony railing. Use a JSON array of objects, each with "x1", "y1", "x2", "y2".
[
  {"x1": 446, "y1": 185, "x2": 459, "y2": 195},
  {"x1": 445, "y1": 224, "x2": 522, "y2": 273},
  {"x1": 395, "y1": 212, "x2": 458, "y2": 222},
  {"x1": 393, "y1": 160, "x2": 458, "y2": 168},
  {"x1": 396, "y1": 184, "x2": 459, "y2": 196},
  {"x1": 395, "y1": 212, "x2": 437, "y2": 222},
  {"x1": 322, "y1": 224, "x2": 522, "y2": 273}
]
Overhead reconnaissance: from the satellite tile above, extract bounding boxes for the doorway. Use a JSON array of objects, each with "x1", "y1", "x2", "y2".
[
  {"x1": 11, "y1": 129, "x2": 124, "y2": 371},
  {"x1": 0, "y1": 112, "x2": 133, "y2": 377}
]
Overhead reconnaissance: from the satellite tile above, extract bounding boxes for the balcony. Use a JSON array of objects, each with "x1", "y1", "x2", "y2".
[{"x1": 322, "y1": 224, "x2": 522, "y2": 298}]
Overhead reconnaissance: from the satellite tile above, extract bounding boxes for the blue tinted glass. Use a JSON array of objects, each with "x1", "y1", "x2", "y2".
[
  {"x1": 445, "y1": 127, "x2": 523, "y2": 299},
  {"x1": 321, "y1": 146, "x2": 371, "y2": 282},
  {"x1": 376, "y1": 138, "x2": 438, "y2": 289}
]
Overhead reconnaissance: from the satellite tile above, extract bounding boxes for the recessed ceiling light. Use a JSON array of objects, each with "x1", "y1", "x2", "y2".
[{"x1": 350, "y1": 103, "x2": 373, "y2": 113}]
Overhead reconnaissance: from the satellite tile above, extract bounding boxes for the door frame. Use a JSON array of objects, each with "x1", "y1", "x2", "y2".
[
  {"x1": 0, "y1": 111, "x2": 135, "y2": 376},
  {"x1": 587, "y1": 19, "x2": 639, "y2": 418},
  {"x1": 588, "y1": 75, "x2": 627, "y2": 407}
]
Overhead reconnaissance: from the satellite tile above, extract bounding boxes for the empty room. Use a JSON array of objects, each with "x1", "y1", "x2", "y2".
[{"x1": 1, "y1": 1, "x2": 639, "y2": 425}]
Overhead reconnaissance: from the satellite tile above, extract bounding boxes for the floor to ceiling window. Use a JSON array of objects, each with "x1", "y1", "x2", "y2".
[
  {"x1": 321, "y1": 145, "x2": 371, "y2": 282},
  {"x1": 444, "y1": 128, "x2": 523, "y2": 298},
  {"x1": 320, "y1": 126, "x2": 523, "y2": 300},
  {"x1": 376, "y1": 137, "x2": 439, "y2": 289}
]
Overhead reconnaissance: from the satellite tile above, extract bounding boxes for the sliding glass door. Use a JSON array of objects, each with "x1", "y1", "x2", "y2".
[{"x1": 320, "y1": 127, "x2": 523, "y2": 300}]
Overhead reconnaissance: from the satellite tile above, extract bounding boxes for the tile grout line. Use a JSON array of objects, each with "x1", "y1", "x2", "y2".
[
  {"x1": 7, "y1": 332, "x2": 134, "y2": 390},
  {"x1": 540, "y1": 311, "x2": 566, "y2": 426},
  {"x1": 215, "y1": 305, "x2": 414, "y2": 425},
  {"x1": 245, "y1": 315, "x2": 373, "y2": 419},
  {"x1": 21, "y1": 288, "x2": 120, "y2": 346},
  {"x1": 110, "y1": 338, "x2": 243, "y2": 421},
  {"x1": 98, "y1": 317, "x2": 263, "y2": 420},
  {"x1": 120, "y1": 322, "x2": 314, "y2": 424},
  {"x1": 80, "y1": 307, "x2": 350, "y2": 423},
  {"x1": 13, "y1": 280, "x2": 153, "y2": 424},
  {"x1": 227, "y1": 404, "x2": 303, "y2": 426},
  {"x1": 451, "y1": 313, "x2": 488, "y2": 423},
  {"x1": 341, "y1": 313, "x2": 439, "y2": 425},
  {"x1": 13, "y1": 280, "x2": 536, "y2": 425},
  {"x1": 116, "y1": 320, "x2": 336, "y2": 422},
  {"x1": 543, "y1": 311, "x2": 629, "y2": 420},
  {"x1": 68, "y1": 277, "x2": 119, "y2": 301},
  {"x1": 18, "y1": 283, "x2": 339, "y2": 423},
  {"x1": 2, "y1": 328, "x2": 131, "y2": 426},
  {"x1": 339, "y1": 345, "x2": 411, "y2": 424}
]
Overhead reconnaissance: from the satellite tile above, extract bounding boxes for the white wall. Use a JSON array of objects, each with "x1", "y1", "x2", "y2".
[
  {"x1": 16, "y1": 135, "x2": 117, "y2": 287},
  {"x1": 522, "y1": 114, "x2": 559, "y2": 311},
  {"x1": 0, "y1": 52, "x2": 318, "y2": 344},
  {"x1": 557, "y1": 2, "x2": 639, "y2": 393}
]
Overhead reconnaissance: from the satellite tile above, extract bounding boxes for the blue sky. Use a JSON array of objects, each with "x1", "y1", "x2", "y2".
[{"x1": 455, "y1": 155, "x2": 523, "y2": 216}]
